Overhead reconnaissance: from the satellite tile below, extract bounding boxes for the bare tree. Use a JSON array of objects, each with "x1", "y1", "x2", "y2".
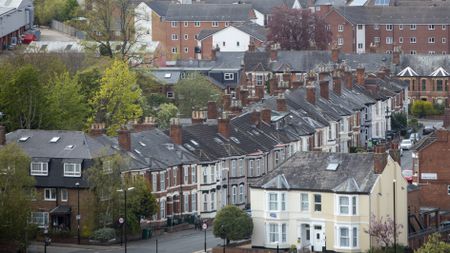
[
  {"x1": 364, "y1": 214, "x2": 403, "y2": 249},
  {"x1": 268, "y1": 6, "x2": 331, "y2": 50}
]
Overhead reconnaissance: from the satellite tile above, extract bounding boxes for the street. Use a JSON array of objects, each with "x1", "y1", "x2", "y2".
[
  {"x1": 401, "y1": 150, "x2": 412, "y2": 171},
  {"x1": 29, "y1": 228, "x2": 223, "y2": 253}
]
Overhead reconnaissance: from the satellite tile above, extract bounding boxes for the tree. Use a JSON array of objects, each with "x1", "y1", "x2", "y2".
[
  {"x1": 415, "y1": 233, "x2": 450, "y2": 253},
  {"x1": 268, "y1": 7, "x2": 331, "y2": 50},
  {"x1": 391, "y1": 112, "x2": 407, "y2": 131},
  {"x1": 213, "y1": 205, "x2": 253, "y2": 244},
  {"x1": 174, "y1": 73, "x2": 221, "y2": 117},
  {"x1": 34, "y1": 0, "x2": 79, "y2": 25},
  {"x1": 47, "y1": 72, "x2": 89, "y2": 130},
  {"x1": 156, "y1": 103, "x2": 178, "y2": 129},
  {"x1": 364, "y1": 214, "x2": 403, "y2": 249},
  {"x1": 89, "y1": 60, "x2": 144, "y2": 135},
  {"x1": 411, "y1": 100, "x2": 434, "y2": 118},
  {"x1": 0, "y1": 144, "x2": 35, "y2": 249}
]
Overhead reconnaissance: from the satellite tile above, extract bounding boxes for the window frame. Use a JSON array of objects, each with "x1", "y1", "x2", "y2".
[
  {"x1": 239, "y1": 184, "x2": 244, "y2": 203},
  {"x1": 224, "y1": 73, "x2": 234, "y2": 81},
  {"x1": 410, "y1": 37, "x2": 417, "y2": 44},
  {"x1": 212, "y1": 21, "x2": 219, "y2": 27},
  {"x1": 160, "y1": 171, "x2": 165, "y2": 191},
  {"x1": 314, "y1": 194, "x2": 322, "y2": 212},
  {"x1": 63, "y1": 163, "x2": 81, "y2": 177},
  {"x1": 61, "y1": 188, "x2": 68, "y2": 202},
  {"x1": 428, "y1": 24, "x2": 435, "y2": 30},
  {"x1": 386, "y1": 37, "x2": 393, "y2": 44},
  {"x1": 152, "y1": 173, "x2": 157, "y2": 192},
  {"x1": 338, "y1": 24, "x2": 344, "y2": 32},
  {"x1": 31, "y1": 212, "x2": 49, "y2": 228},
  {"x1": 385, "y1": 24, "x2": 393, "y2": 31},
  {"x1": 428, "y1": 37, "x2": 435, "y2": 44},
  {"x1": 160, "y1": 199, "x2": 166, "y2": 219},
  {"x1": 30, "y1": 162, "x2": 48, "y2": 176},
  {"x1": 410, "y1": 24, "x2": 417, "y2": 30},
  {"x1": 171, "y1": 34, "x2": 178, "y2": 40},
  {"x1": 44, "y1": 188, "x2": 57, "y2": 201},
  {"x1": 171, "y1": 21, "x2": 177, "y2": 28},
  {"x1": 194, "y1": 21, "x2": 200, "y2": 27},
  {"x1": 301, "y1": 193, "x2": 309, "y2": 211},
  {"x1": 336, "y1": 225, "x2": 359, "y2": 249},
  {"x1": 336, "y1": 195, "x2": 359, "y2": 216}
]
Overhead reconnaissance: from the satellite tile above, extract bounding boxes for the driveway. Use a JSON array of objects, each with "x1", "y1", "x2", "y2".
[
  {"x1": 29, "y1": 228, "x2": 223, "y2": 253},
  {"x1": 39, "y1": 27, "x2": 78, "y2": 42}
]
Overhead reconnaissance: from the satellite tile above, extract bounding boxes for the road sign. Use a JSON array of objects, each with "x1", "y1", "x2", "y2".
[
  {"x1": 76, "y1": 214, "x2": 81, "y2": 220},
  {"x1": 202, "y1": 223, "x2": 208, "y2": 230},
  {"x1": 119, "y1": 217, "x2": 124, "y2": 224}
]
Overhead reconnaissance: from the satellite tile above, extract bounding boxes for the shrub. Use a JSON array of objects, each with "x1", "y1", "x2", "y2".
[{"x1": 91, "y1": 228, "x2": 115, "y2": 242}]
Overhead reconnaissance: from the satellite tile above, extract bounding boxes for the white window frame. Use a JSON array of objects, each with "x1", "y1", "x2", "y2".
[
  {"x1": 31, "y1": 212, "x2": 49, "y2": 228},
  {"x1": 268, "y1": 192, "x2": 278, "y2": 211},
  {"x1": 374, "y1": 37, "x2": 380, "y2": 43},
  {"x1": 338, "y1": 24, "x2": 344, "y2": 32},
  {"x1": 194, "y1": 21, "x2": 200, "y2": 27},
  {"x1": 386, "y1": 37, "x2": 393, "y2": 44},
  {"x1": 239, "y1": 184, "x2": 244, "y2": 203},
  {"x1": 374, "y1": 24, "x2": 379, "y2": 30},
  {"x1": 224, "y1": 73, "x2": 234, "y2": 80},
  {"x1": 248, "y1": 160, "x2": 254, "y2": 177},
  {"x1": 203, "y1": 193, "x2": 208, "y2": 211},
  {"x1": 386, "y1": 24, "x2": 393, "y2": 31},
  {"x1": 231, "y1": 160, "x2": 236, "y2": 177},
  {"x1": 184, "y1": 21, "x2": 188, "y2": 27},
  {"x1": 152, "y1": 173, "x2": 157, "y2": 192},
  {"x1": 211, "y1": 191, "x2": 215, "y2": 210},
  {"x1": 192, "y1": 167, "x2": 197, "y2": 183},
  {"x1": 238, "y1": 159, "x2": 244, "y2": 176},
  {"x1": 171, "y1": 21, "x2": 177, "y2": 28},
  {"x1": 184, "y1": 34, "x2": 188, "y2": 40},
  {"x1": 428, "y1": 37, "x2": 435, "y2": 43},
  {"x1": 398, "y1": 24, "x2": 403, "y2": 30},
  {"x1": 184, "y1": 193, "x2": 189, "y2": 212},
  {"x1": 301, "y1": 193, "x2": 309, "y2": 211},
  {"x1": 44, "y1": 188, "x2": 56, "y2": 201},
  {"x1": 442, "y1": 25, "x2": 446, "y2": 30},
  {"x1": 336, "y1": 225, "x2": 359, "y2": 249},
  {"x1": 410, "y1": 24, "x2": 416, "y2": 30},
  {"x1": 30, "y1": 162, "x2": 48, "y2": 176},
  {"x1": 212, "y1": 21, "x2": 219, "y2": 27},
  {"x1": 338, "y1": 37, "x2": 344, "y2": 46},
  {"x1": 267, "y1": 223, "x2": 287, "y2": 244},
  {"x1": 399, "y1": 37, "x2": 403, "y2": 44},
  {"x1": 184, "y1": 167, "x2": 189, "y2": 184},
  {"x1": 64, "y1": 163, "x2": 81, "y2": 177},
  {"x1": 160, "y1": 171, "x2": 165, "y2": 191},
  {"x1": 314, "y1": 194, "x2": 322, "y2": 212},
  {"x1": 171, "y1": 34, "x2": 178, "y2": 40},
  {"x1": 61, "y1": 188, "x2": 68, "y2": 202},
  {"x1": 203, "y1": 167, "x2": 208, "y2": 184},
  {"x1": 232, "y1": 186, "x2": 237, "y2": 204},
  {"x1": 428, "y1": 24, "x2": 435, "y2": 30},
  {"x1": 447, "y1": 185, "x2": 450, "y2": 195},
  {"x1": 442, "y1": 37, "x2": 447, "y2": 44},
  {"x1": 171, "y1": 47, "x2": 177, "y2": 53},
  {"x1": 160, "y1": 199, "x2": 166, "y2": 219},
  {"x1": 192, "y1": 193, "x2": 197, "y2": 212},
  {"x1": 410, "y1": 37, "x2": 416, "y2": 44}
]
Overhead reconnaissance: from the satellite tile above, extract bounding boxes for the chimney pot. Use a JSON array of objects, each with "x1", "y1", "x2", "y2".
[
  {"x1": 261, "y1": 108, "x2": 271, "y2": 124},
  {"x1": 218, "y1": 117, "x2": 230, "y2": 138},
  {"x1": 306, "y1": 85, "x2": 316, "y2": 105},
  {"x1": 319, "y1": 80, "x2": 329, "y2": 100},
  {"x1": 90, "y1": 123, "x2": 106, "y2": 136},
  {"x1": 170, "y1": 118, "x2": 182, "y2": 145}
]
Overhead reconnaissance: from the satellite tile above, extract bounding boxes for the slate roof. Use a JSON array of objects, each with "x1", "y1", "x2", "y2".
[
  {"x1": 243, "y1": 51, "x2": 270, "y2": 71},
  {"x1": 251, "y1": 152, "x2": 379, "y2": 193},
  {"x1": 172, "y1": 51, "x2": 244, "y2": 70},
  {"x1": 151, "y1": 2, "x2": 254, "y2": 21},
  {"x1": 199, "y1": 22, "x2": 267, "y2": 42},
  {"x1": 148, "y1": 70, "x2": 182, "y2": 85},
  {"x1": 203, "y1": 0, "x2": 298, "y2": 14},
  {"x1": 334, "y1": 6, "x2": 450, "y2": 24},
  {"x1": 397, "y1": 55, "x2": 450, "y2": 76},
  {"x1": 412, "y1": 131, "x2": 437, "y2": 152},
  {"x1": 197, "y1": 29, "x2": 220, "y2": 41},
  {"x1": 6, "y1": 130, "x2": 114, "y2": 160}
]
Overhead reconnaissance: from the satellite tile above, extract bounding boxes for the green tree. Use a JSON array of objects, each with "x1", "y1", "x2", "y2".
[
  {"x1": 415, "y1": 233, "x2": 450, "y2": 253},
  {"x1": 391, "y1": 112, "x2": 407, "y2": 131},
  {"x1": 174, "y1": 73, "x2": 221, "y2": 117},
  {"x1": 77, "y1": 68, "x2": 102, "y2": 103},
  {"x1": 156, "y1": 103, "x2": 178, "y2": 129},
  {"x1": 0, "y1": 144, "x2": 35, "y2": 249},
  {"x1": 213, "y1": 205, "x2": 253, "y2": 244},
  {"x1": 47, "y1": 72, "x2": 89, "y2": 130},
  {"x1": 411, "y1": 100, "x2": 435, "y2": 118},
  {"x1": 90, "y1": 60, "x2": 144, "y2": 135},
  {"x1": 35, "y1": 0, "x2": 79, "y2": 25}
]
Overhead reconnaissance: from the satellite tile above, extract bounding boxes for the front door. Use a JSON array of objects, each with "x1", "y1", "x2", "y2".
[{"x1": 312, "y1": 225, "x2": 325, "y2": 252}]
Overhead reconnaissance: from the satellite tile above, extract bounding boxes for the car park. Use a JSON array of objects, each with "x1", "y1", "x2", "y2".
[{"x1": 400, "y1": 139, "x2": 413, "y2": 150}]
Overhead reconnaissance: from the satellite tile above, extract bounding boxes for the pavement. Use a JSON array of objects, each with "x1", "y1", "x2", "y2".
[
  {"x1": 39, "y1": 27, "x2": 78, "y2": 42},
  {"x1": 28, "y1": 228, "x2": 222, "y2": 253}
]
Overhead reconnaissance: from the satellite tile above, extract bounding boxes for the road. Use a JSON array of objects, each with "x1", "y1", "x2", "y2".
[
  {"x1": 29, "y1": 228, "x2": 223, "y2": 253},
  {"x1": 401, "y1": 150, "x2": 412, "y2": 171}
]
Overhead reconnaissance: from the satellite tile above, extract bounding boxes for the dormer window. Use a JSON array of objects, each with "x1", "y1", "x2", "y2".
[
  {"x1": 31, "y1": 162, "x2": 48, "y2": 176},
  {"x1": 64, "y1": 163, "x2": 81, "y2": 177}
]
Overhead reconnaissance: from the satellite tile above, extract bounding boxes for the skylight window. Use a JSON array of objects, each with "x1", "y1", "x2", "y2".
[
  {"x1": 326, "y1": 162, "x2": 339, "y2": 171},
  {"x1": 64, "y1": 145, "x2": 75, "y2": 150},
  {"x1": 164, "y1": 73, "x2": 172, "y2": 79},
  {"x1": 184, "y1": 143, "x2": 195, "y2": 151},
  {"x1": 139, "y1": 141, "x2": 146, "y2": 147},
  {"x1": 19, "y1": 136, "x2": 30, "y2": 142},
  {"x1": 374, "y1": 0, "x2": 390, "y2": 5},
  {"x1": 252, "y1": 129, "x2": 260, "y2": 135},
  {"x1": 230, "y1": 137, "x2": 240, "y2": 144},
  {"x1": 190, "y1": 140, "x2": 199, "y2": 146},
  {"x1": 50, "y1": 136, "x2": 60, "y2": 143},
  {"x1": 134, "y1": 149, "x2": 142, "y2": 156},
  {"x1": 165, "y1": 143, "x2": 174, "y2": 150},
  {"x1": 214, "y1": 137, "x2": 224, "y2": 144}
]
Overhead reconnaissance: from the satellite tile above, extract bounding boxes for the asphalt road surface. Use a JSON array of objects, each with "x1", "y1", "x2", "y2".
[{"x1": 29, "y1": 228, "x2": 223, "y2": 253}]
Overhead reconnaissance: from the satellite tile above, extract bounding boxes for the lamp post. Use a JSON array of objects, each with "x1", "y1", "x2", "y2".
[
  {"x1": 75, "y1": 182, "x2": 80, "y2": 244},
  {"x1": 393, "y1": 179, "x2": 397, "y2": 253},
  {"x1": 385, "y1": 106, "x2": 391, "y2": 141},
  {"x1": 117, "y1": 187, "x2": 135, "y2": 253},
  {"x1": 220, "y1": 224, "x2": 226, "y2": 253}
]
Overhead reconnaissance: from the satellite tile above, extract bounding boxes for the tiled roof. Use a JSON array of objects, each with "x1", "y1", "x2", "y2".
[
  {"x1": 243, "y1": 51, "x2": 270, "y2": 71},
  {"x1": 398, "y1": 55, "x2": 450, "y2": 76},
  {"x1": 412, "y1": 132, "x2": 437, "y2": 152},
  {"x1": 251, "y1": 152, "x2": 379, "y2": 193},
  {"x1": 204, "y1": 0, "x2": 297, "y2": 14},
  {"x1": 232, "y1": 22, "x2": 267, "y2": 41}
]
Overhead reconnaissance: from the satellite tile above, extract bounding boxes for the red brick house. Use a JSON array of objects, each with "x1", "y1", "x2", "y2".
[
  {"x1": 149, "y1": 1, "x2": 256, "y2": 60},
  {"x1": 323, "y1": 6, "x2": 450, "y2": 54}
]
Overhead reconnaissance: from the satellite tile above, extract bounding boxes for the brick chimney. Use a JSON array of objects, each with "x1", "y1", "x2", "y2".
[
  {"x1": 277, "y1": 93, "x2": 287, "y2": 112},
  {"x1": 333, "y1": 75, "x2": 342, "y2": 96},
  {"x1": 389, "y1": 142, "x2": 401, "y2": 166},
  {"x1": 356, "y1": 67, "x2": 365, "y2": 85},
  {"x1": 270, "y1": 47, "x2": 278, "y2": 61},
  {"x1": 331, "y1": 47, "x2": 340, "y2": 63},
  {"x1": 118, "y1": 128, "x2": 131, "y2": 151},
  {"x1": 191, "y1": 110, "x2": 206, "y2": 124},
  {"x1": 251, "y1": 110, "x2": 260, "y2": 125},
  {"x1": 261, "y1": 108, "x2": 271, "y2": 124},
  {"x1": 344, "y1": 71, "x2": 353, "y2": 89},
  {"x1": 0, "y1": 125, "x2": 5, "y2": 146},
  {"x1": 306, "y1": 85, "x2": 316, "y2": 105},
  {"x1": 376, "y1": 71, "x2": 385, "y2": 80},
  {"x1": 133, "y1": 117, "x2": 156, "y2": 132},
  {"x1": 207, "y1": 101, "x2": 218, "y2": 120},
  {"x1": 255, "y1": 85, "x2": 265, "y2": 99},
  {"x1": 240, "y1": 89, "x2": 249, "y2": 107},
  {"x1": 373, "y1": 144, "x2": 387, "y2": 174},
  {"x1": 392, "y1": 48, "x2": 400, "y2": 65},
  {"x1": 218, "y1": 116, "x2": 230, "y2": 138},
  {"x1": 319, "y1": 80, "x2": 329, "y2": 100},
  {"x1": 89, "y1": 123, "x2": 106, "y2": 136},
  {"x1": 223, "y1": 94, "x2": 231, "y2": 111},
  {"x1": 248, "y1": 42, "x2": 256, "y2": 52},
  {"x1": 443, "y1": 108, "x2": 450, "y2": 129},
  {"x1": 170, "y1": 118, "x2": 182, "y2": 145},
  {"x1": 211, "y1": 47, "x2": 218, "y2": 61},
  {"x1": 269, "y1": 77, "x2": 277, "y2": 95}
]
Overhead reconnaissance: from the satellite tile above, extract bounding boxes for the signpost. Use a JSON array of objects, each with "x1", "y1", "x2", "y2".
[{"x1": 203, "y1": 222, "x2": 208, "y2": 253}]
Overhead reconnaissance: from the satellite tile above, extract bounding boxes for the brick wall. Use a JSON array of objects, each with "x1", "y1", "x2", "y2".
[{"x1": 324, "y1": 10, "x2": 354, "y2": 52}]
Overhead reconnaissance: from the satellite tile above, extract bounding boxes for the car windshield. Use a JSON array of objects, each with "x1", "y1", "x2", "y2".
[{"x1": 402, "y1": 140, "x2": 412, "y2": 144}]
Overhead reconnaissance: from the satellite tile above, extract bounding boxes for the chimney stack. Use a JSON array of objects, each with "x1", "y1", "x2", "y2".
[
  {"x1": 392, "y1": 48, "x2": 400, "y2": 65},
  {"x1": 356, "y1": 67, "x2": 365, "y2": 85},
  {"x1": 118, "y1": 128, "x2": 131, "y2": 151},
  {"x1": 248, "y1": 42, "x2": 256, "y2": 52},
  {"x1": 191, "y1": 110, "x2": 206, "y2": 124},
  {"x1": 306, "y1": 85, "x2": 316, "y2": 105},
  {"x1": 331, "y1": 47, "x2": 340, "y2": 63},
  {"x1": 332, "y1": 74, "x2": 342, "y2": 96},
  {"x1": 269, "y1": 77, "x2": 277, "y2": 95},
  {"x1": 373, "y1": 144, "x2": 387, "y2": 174},
  {"x1": 223, "y1": 94, "x2": 231, "y2": 111},
  {"x1": 90, "y1": 123, "x2": 106, "y2": 136},
  {"x1": 207, "y1": 101, "x2": 218, "y2": 120},
  {"x1": 170, "y1": 118, "x2": 182, "y2": 145},
  {"x1": 251, "y1": 110, "x2": 260, "y2": 125},
  {"x1": 270, "y1": 44, "x2": 278, "y2": 61},
  {"x1": 389, "y1": 142, "x2": 401, "y2": 166},
  {"x1": 133, "y1": 117, "x2": 156, "y2": 132},
  {"x1": 239, "y1": 89, "x2": 249, "y2": 107},
  {"x1": 218, "y1": 116, "x2": 230, "y2": 138},
  {"x1": 319, "y1": 80, "x2": 329, "y2": 100},
  {"x1": 0, "y1": 125, "x2": 5, "y2": 146},
  {"x1": 276, "y1": 93, "x2": 287, "y2": 112},
  {"x1": 344, "y1": 71, "x2": 353, "y2": 89},
  {"x1": 261, "y1": 108, "x2": 271, "y2": 124},
  {"x1": 255, "y1": 85, "x2": 265, "y2": 99},
  {"x1": 211, "y1": 47, "x2": 219, "y2": 61}
]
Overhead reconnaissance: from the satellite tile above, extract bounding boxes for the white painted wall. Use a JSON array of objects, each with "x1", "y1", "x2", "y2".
[
  {"x1": 212, "y1": 26, "x2": 251, "y2": 52},
  {"x1": 252, "y1": 9, "x2": 265, "y2": 27},
  {"x1": 134, "y1": 2, "x2": 152, "y2": 43},
  {"x1": 356, "y1": 24, "x2": 366, "y2": 54}
]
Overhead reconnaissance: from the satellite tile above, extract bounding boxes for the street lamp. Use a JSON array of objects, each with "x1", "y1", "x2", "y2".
[
  {"x1": 220, "y1": 224, "x2": 226, "y2": 253},
  {"x1": 117, "y1": 187, "x2": 135, "y2": 253},
  {"x1": 393, "y1": 179, "x2": 397, "y2": 253},
  {"x1": 385, "y1": 106, "x2": 391, "y2": 141},
  {"x1": 75, "y1": 182, "x2": 80, "y2": 244}
]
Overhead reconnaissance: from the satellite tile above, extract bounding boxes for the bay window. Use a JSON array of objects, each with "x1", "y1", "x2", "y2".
[
  {"x1": 337, "y1": 195, "x2": 358, "y2": 215},
  {"x1": 267, "y1": 223, "x2": 287, "y2": 243},
  {"x1": 337, "y1": 225, "x2": 359, "y2": 248},
  {"x1": 267, "y1": 192, "x2": 287, "y2": 211},
  {"x1": 301, "y1": 193, "x2": 309, "y2": 211}
]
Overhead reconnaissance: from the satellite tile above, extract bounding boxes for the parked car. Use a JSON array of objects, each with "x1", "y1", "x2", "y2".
[
  {"x1": 423, "y1": 126, "x2": 435, "y2": 135},
  {"x1": 402, "y1": 170, "x2": 413, "y2": 184},
  {"x1": 409, "y1": 133, "x2": 420, "y2": 143},
  {"x1": 400, "y1": 139, "x2": 413, "y2": 150}
]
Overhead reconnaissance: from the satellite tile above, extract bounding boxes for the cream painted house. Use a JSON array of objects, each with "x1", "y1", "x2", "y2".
[{"x1": 250, "y1": 150, "x2": 408, "y2": 252}]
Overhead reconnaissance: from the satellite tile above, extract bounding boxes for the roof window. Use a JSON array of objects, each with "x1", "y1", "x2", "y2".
[
  {"x1": 19, "y1": 136, "x2": 30, "y2": 142},
  {"x1": 326, "y1": 162, "x2": 339, "y2": 171},
  {"x1": 50, "y1": 136, "x2": 60, "y2": 143}
]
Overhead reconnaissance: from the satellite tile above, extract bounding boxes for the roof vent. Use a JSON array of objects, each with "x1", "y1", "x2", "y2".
[
  {"x1": 326, "y1": 162, "x2": 339, "y2": 171},
  {"x1": 50, "y1": 136, "x2": 60, "y2": 143},
  {"x1": 19, "y1": 136, "x2": 30, "y2": 142},
  {"x1": 230, "y1": 136, "x2": 240, "y2": 144},
  {"x1": 139, "y1": 141, "x2": 146, "y2": 147},
  {"x1": 64, "y1": 145, "x2": 75, "y2": 150}
]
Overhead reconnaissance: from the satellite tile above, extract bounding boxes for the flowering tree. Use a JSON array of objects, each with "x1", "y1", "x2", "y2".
[
  {"x1": 364, "y1": 214, "x2": 403, "y2": 248},
  {"x1": 268, "y1": 7, "x2": 331, "y2": 50}
]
